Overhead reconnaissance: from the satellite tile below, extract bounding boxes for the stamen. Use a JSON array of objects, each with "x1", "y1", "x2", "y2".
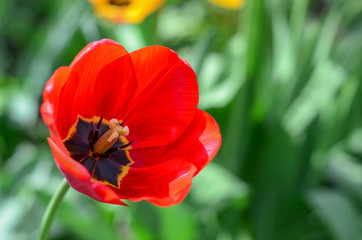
[
  {"x1": 104, "y1": 141, "x2": 132, "y2": 155},
  {"x1": 92, "y1": 116, "x2": 103, "y2": 143},
  {"x1": 118, "y1": 141, "x2": 132, "y2": 150},
  {"x1": 97, "y1": 116, "x2": 103, "y2": 129},
  {"x1": 93, "y1": 119, "x2": 129, "y2": 154},
  {"x1": 88, "y1": 130, "x2": 95, "y2": 151}
]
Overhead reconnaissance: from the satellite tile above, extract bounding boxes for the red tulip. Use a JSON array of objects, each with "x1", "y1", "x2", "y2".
[{"x1": 41, "y1": 39, "x2": 221, "y2": 207}]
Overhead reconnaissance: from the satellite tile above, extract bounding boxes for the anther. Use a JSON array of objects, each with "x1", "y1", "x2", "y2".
[
  {"x1": 104, "y1": 142, "x2": 132, "y2": 155},
  {"x1": 92, "y1": 116, "x2": 103, "y2": 143},
  {"x1": 118, "y1": 141, "x2": 132, "y2": 150},
  {"x1": 93, "y1": 119, "x2": 129, "y2": 154}
]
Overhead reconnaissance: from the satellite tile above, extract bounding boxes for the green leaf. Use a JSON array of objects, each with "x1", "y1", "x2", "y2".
[
  {"x1": 190, "y1": 163, "x2": 249, "y2": 210},
  {"x1": 159, "y1": 205, "x2": 197, "y2": 240},
  {"x1": 308, "y1": 189, "x2": 362, "y2": 240},
  {"x1": 284, "y1": 61, "x2": 345, "y2": 137}
]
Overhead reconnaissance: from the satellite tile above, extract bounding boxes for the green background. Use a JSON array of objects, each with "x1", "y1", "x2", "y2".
[{"x1": 1, "y1": 0, "x2": 362, "y2": 239}]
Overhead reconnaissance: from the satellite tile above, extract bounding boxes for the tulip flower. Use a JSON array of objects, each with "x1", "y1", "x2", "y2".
[{"x1": 41, "y1": 39, "x2": 222, "y2": 208}]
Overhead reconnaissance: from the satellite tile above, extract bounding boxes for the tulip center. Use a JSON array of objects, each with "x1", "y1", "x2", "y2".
[
  {"x1": 63, "y1": 116, "x2": 134, "y2": 188},
  {"x1": 93, "y1": 119, "x2": 129, "y2": 154},
  {"x1": 108, "y1": 0, "x2": 131, "y2": 7}
]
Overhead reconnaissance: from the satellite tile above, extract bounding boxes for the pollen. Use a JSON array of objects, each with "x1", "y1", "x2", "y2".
[{"x1": 93, "y1": 119, "x2": 129, "y2": 154}]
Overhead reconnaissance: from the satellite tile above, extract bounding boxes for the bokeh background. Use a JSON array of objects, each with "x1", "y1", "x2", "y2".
[{"x1": 1, "y1": 0, "x2": 362, "y2": 239}]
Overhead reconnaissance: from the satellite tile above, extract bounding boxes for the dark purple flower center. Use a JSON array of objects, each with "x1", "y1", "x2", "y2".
[{"x1": 63, "y1": 116, "x2": 133, "y2": 188}]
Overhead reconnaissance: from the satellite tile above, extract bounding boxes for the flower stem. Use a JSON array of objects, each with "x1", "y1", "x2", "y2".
[{"x1": 38, "y1": 179, "x2": 70, "y2": 240}]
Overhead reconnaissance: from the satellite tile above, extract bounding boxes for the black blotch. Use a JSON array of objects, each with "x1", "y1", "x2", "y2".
[
  {"x1": 80, "y1": 156, "x2": 96, "y2": 174},
  {"x1": 93, "y1": 158, "x2": 124, "y2": 187},
  {"x1": 108, "y1": 150, "x2": 132, "y2": 166},
  {"x1": 76, "y1": 118, "x2": 94, "y2": 142},
  {"x1": 64, "y1": 116, "x2": 133, "y2": 185},
  {"x1": 63, "y1": 135, "x2": 90, "y2": 161}
]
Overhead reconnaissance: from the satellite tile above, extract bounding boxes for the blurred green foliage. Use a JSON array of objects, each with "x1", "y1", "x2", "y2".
[{"x1": 1, "y1": 0, "x2": 362, "y2": 239}]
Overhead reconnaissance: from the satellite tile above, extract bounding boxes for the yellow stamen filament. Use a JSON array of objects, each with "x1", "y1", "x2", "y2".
[{"x1": 93, "y1": 119, "x2": 129, "y2": 154}]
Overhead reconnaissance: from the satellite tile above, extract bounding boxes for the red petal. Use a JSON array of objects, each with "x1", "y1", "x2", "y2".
[
  {"x1": 70, "y1": 39, "x2": 128, "y2": 80},
  {"x1": 125, "y1": 46, "x2": 199, "y2": 148},
  {"x1": 91, "y1": 54, "x2": 138, "y2": 120},
  {"x1": 55, "y1": 70, "x2": 81, "y2": 139},
  {"x1": 129, "y1": 109, "x2": 221, "y2": 174},
  {"x1": 112, "y1": 158, "x2": 196, "y2": 204},
  {"x1": 113, "y1": 110, "x2": 221, "y2": 206},
  {"x1": 61, "y1": 39, "x2": 129, "y2": 137},
  {"x1": 56, "y1": 46, "x2": 138, "y2": 139},
  {"x1": 48, "y1": 108, "x2": 218, "y2": 207},
  {"x1": 131, "y1": 183, "x2": 192, "y2": 207},
  {"x1": 40, "y1": 101, "x2": 55, "y2": 127},
  {"x1": 48, "y1": 137, "x2": 126, "y2": 205},
  {"x1": 43, "y1": 66, "x2": 72, "y2": 103},
  {"x1": 185, "y1": 110, "x2": 222, "y2": 175},
  {"x1": 41, "y1": 67, "x2": 73, "y2": 129}
]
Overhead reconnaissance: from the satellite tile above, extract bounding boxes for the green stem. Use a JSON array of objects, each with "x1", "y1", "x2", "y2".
[{"x1": 38, "y1": 179, "x2": 70, "y2": 240}]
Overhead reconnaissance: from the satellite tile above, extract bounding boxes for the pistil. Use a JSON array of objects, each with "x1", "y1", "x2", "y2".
[{"x1": 93, "y1": 119, "x2": 129, "y2": 154}]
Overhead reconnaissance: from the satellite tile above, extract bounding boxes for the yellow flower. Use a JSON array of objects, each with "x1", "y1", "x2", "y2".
[
  {"x1": 89, "y1": 0, "x2": 164, "y2": 24},
  {"x1": 208, "y1": 0, "x2": 244, "y2": 10}
]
